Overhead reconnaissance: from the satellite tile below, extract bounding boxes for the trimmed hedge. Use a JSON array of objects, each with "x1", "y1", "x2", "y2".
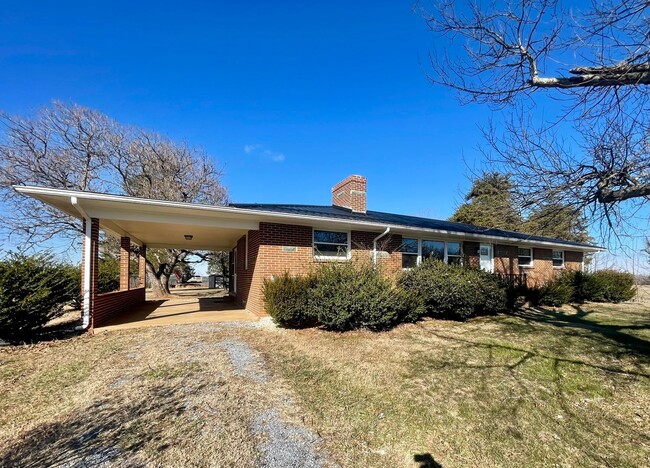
[
  {"x1": 263, "y1": 272, "x2": 316, "y2": 328},
  {"x1": 312, "y1": 262, "x2": 423, "y2": 331},
  {"x1": 526, "y1": 269, "x2": 636, "y2": 307},
  {"x1": 263, "y1": 258, "x2": 636, "y2": 332},
  {"x1": 264, "y1": 261, "x2": 425, "y2": 331},
  {"x1": 398, "y1": 259, "x2": 507, "y2": 320}
]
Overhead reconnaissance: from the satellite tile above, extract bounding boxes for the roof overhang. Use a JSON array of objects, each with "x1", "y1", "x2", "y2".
[{"x1": 13, "y1": 185, "x2": 606, "y2": 252}]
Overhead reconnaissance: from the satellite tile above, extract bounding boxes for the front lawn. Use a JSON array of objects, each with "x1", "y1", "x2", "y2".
[
  {"x1": 1, "y1": 294, "x2": 649, "y2": 466},
  {"x1": 247, "y1": 296, "x2": 650, "y2": 466}
]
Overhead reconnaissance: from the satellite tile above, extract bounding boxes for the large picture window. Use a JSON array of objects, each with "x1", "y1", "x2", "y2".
[
  {"x1": 422, "y1": 240, "x2": 445, "y2": 261},
  {"x1": 401, "y1": 238, "x2": 463, "y2": 269},
  {"x1": 313, "y1": 230, "x2": 349, "y2": 259}
]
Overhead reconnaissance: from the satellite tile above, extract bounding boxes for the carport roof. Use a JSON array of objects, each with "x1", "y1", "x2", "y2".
[{"x1": 14, "y1": 185, "x2": 605, "y2": 252}]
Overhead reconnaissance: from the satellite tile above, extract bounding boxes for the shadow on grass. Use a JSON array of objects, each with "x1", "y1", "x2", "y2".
[
  {"x1": 407, "y1": 307, "x2": 650, "y2": 466},
  {"x1": 414, "y1": 453, "x2": 443, "y2": 467},
  {"x1": 510, "y1": 305, "x2": 650, "y2": 359},
  {"x1": 0, "y1": 382, "x2": 200, "y2": 466}
]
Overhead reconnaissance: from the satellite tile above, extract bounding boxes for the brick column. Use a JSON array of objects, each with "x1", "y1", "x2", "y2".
[
  {"x1": 120, "y1": 236, "x2": 131, "y2": 291},
  {"x1": 139, "y1": 245, "x2": 147, "y2": 288}
]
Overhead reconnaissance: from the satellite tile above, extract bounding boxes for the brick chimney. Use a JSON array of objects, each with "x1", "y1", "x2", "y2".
[{"x1": 332, "y1": 175, "x2": 367, "y2": 213}]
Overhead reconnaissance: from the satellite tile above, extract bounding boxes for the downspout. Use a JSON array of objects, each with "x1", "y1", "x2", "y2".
[
  {"x1": 372, "y1": 227, "x2": 391, "y2": 265},
  {"x1": 71, "y1": 196, "x2": 92, "y2": 331}
]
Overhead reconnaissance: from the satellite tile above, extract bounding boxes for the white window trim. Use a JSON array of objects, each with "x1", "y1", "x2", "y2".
[
  {"x1": 313, "y1": 229, "x2": 352, "y2": 261},
  {"x1": 518, "y1": 247, "x2": 534, "y2": 269},
  {"x1": 552, "y1": 250, "x2": 565, "y2": 269},
  {"x1": 401, "y1": 238, "x2": 463, "y2": 270}
]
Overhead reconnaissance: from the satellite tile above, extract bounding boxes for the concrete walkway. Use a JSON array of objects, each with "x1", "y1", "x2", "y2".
[{"x1": 96, "y1": 288, "x2": 258, "y2": 331}]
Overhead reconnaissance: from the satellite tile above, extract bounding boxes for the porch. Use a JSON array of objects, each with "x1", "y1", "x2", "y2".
[{"x1": 95, "y1": 287, "x2": 258, "y2": 332}]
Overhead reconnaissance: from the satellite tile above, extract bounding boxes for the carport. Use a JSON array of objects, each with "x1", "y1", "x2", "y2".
[{"x1": 14, "y1": 186, "x2": 260, "y2": 331}]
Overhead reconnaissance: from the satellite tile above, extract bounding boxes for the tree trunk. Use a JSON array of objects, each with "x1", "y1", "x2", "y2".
[{"x1": 146, "y1": 264, "x2": 173, "y2": 297}]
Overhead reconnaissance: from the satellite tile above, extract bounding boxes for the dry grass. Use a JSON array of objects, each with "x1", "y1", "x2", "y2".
[
  {"x1": 245, "y1": 299, "x2": 650, "y2": 467},
  {"x1": 2, "y1": 293, "x2": 649, "y2": 467},
  {"x1": 0, "y1": 323, "x2": 322, "y2": 466}
]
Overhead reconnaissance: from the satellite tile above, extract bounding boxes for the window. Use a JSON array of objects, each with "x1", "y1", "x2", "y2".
[
  {"x1": 401, "y1": 239, "x2": 462, "y2": 269},
  {"x1": 447, "y1": 242, "x2": 462, "y2": 265},
  {"x1": 313, "y1": 230, "x2": 349, "y2": 259},
  {"x1": 518, "y1": 248, "x2": 533, "y2": 267},
  {"x1": 552, "y1": 250, "x2": 564, "y2": 268},
  {"x1": 401, "y1": 238, "x2": 418, "y2": 269},
  {"x1": 422, "y1": 240, "x2": 445, "y2": 261}
]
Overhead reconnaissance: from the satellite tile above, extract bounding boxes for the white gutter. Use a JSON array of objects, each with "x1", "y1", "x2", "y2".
[
  {"x1": 372, "y1": 227, "x2": 391, "y2": 265},
  {"x1": 14, "y1": 185, "x2": 605, "y2": 252},
  {"x1": 71, "y1": 196, "x2": 92, "y2": 331}
]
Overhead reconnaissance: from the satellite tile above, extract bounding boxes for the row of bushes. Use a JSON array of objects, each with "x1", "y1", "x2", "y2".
[
  {"x1": 264, "y1": 259, "x2": 508, "y2": 331},
  {"x1": 528, "y1": 269, "x2": 636, "y2": 307},
  {"x1": 0, "y1": 253, "x2": 122, "y2": 343},
  {"x1": 264, "y1": 260, "x2": 636, "y2": 331}
]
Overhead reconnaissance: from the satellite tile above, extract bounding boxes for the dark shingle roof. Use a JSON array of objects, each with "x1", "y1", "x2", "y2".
[{"x1": 229, "y1": 203, "x2": 601, "y2": 249}]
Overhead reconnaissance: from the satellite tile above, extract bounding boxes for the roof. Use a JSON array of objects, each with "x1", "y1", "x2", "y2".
[
  {"x1": 12, "y1": 185, "x2": 604, "y2": 252},
  {"x1": 230, "y1": 203, "x2": 603, "y2": 250}
]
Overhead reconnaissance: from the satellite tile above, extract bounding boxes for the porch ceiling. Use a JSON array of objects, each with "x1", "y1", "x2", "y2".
[{"x1": 16, "y1": 186, "x2": 258, "y2": 251}]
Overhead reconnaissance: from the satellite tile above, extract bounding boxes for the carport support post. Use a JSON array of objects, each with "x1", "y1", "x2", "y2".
[
  {"x1": 80, "y1": 218, "x2": 100, "y2": 331},
  {"x1": 120, "y1": 236, "x2": 131, "y2": 290},
  {"x1": 138, "y1": 245, "x2": 147, "y2": 288}
]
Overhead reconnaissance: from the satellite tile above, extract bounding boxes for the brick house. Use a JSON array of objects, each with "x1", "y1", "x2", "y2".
[{"x1": 16, "y1": 175, "x2": 603, "y2": 326}]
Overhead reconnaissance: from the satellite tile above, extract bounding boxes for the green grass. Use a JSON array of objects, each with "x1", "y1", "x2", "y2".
[{"x1": 248, "y1": 299, "x2": 650, "y2": 467}]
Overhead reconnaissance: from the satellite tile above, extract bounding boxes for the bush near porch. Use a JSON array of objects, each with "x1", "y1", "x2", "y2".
[{"x1": 0, "y1": 254, "x2": 123, "y2": 343}]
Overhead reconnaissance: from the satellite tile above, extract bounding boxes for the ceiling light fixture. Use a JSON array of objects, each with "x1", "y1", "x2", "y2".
[{"x1": 184, "y1": 234, "x2": 193, "y2": 241}]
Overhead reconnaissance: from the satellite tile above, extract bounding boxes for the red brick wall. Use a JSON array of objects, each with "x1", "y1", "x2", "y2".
[
  {"x1": 494, "y1": 244, "x2": 519, "y2": 275},
  {"x1": 233, "y1": 222, "x2": 404, "y2": 316},
  {"x1": 332, "y1": 175, "x2": 367, "y2": 213},
  {"x1": 464, "y1": 243, "x2": 584, "y2": 286},
  {"x1": 231, "y1": 225, "x2": 586, "y2": 315},
  {"x1": 94, "y1": 288, "x2": 146, "y2": 327}
]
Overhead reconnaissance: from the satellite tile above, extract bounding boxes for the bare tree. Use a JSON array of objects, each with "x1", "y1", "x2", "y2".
[
  {"x1": 0, "y1": 101, "x2": 228, "y2": 295},
  {"x1": 421, "y1": 0, "x2": 650, "y2": 237}
]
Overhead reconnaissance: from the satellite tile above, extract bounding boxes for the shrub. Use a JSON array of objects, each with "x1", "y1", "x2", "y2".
[
  {"x1": 60, "y1": 264, "x2": 82, "y2": 309},
  {"x1": 312, "y1": 261, "x2": 423, "y2": 331},
  {"x1": 98, "y1": 256, "x2": 121, "y2": 294},
  {"x1": 263, "y1": 272, "x2": 316, "y2": 328},
  {"x1": 531, "y1": 279, "x2": 574, "y2": 307},
  {"x1": 526, "y1": 269, "x2": 636, "y2": 306},
  {"x1": 589, "y1": 270, "x2": 636, "y2": 303},
  {"x1": 398, "y1": 259, "x2": 507, "y2": 320},
  {"x1": 0, "y1": 253, "x2": 70, "y2": 343}
]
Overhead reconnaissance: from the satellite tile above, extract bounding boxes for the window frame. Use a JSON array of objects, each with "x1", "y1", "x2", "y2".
[
  {"x1": 518, "y1": 247, "x2": 534, "y2": 268},
  {"x1": 552, "y1": 250, "x2": 565, "y2": 268},
  {"x1": 312, "y1": 229, "x2": 351, "y2": 261},
  {"x1": 401, "y1": 238, "x2": 463, "y2": 270}
]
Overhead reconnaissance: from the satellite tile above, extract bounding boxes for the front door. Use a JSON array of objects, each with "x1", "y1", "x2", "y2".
[{"x1": 479, "y1": 244, "x2": 494, "y2": 273}]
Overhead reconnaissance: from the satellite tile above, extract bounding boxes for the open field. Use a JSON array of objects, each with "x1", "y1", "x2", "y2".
[{"x1": 1, "y1": 291, "x2": 649, "y2": 466}]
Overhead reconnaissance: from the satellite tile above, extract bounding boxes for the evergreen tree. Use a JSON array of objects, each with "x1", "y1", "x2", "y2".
[{"x1": 450, "y1": 173, "x2": 522, "y2": 230}]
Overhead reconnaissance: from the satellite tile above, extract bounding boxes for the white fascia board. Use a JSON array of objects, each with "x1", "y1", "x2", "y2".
[{"x1": 13, "y1": 185, "x2": 605, "y2": 253}]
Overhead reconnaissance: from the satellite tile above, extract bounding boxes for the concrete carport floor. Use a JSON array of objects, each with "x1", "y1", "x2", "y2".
[{"x1": 95, "y1": 287, "x2": 258, "y2": 332}]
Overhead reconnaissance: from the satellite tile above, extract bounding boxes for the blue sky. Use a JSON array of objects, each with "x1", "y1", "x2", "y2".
[
  {"x1": 1, "y1": 1, "x2": 647, "y2": 271},
  {"x1": 0, "y1": 1, "x2": 485, "y2": 219}
]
